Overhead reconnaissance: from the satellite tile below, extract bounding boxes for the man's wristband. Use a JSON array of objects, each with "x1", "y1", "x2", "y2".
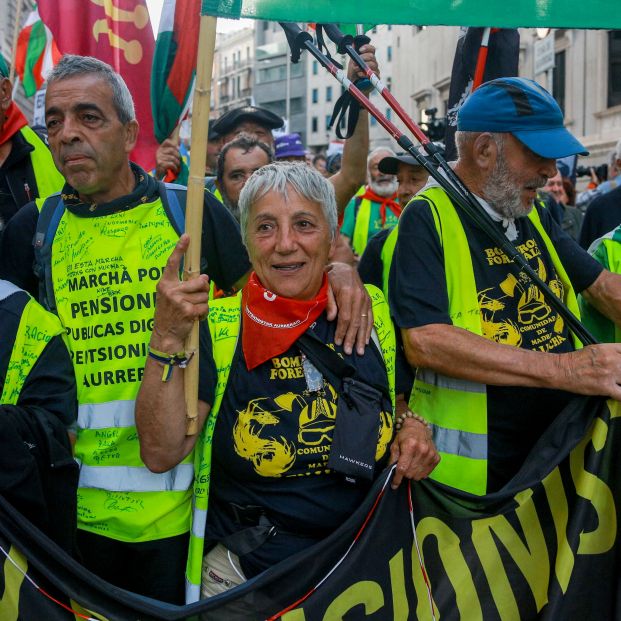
[{"x1": 147, "y1": 345, "x2": 193, "y2": 382}]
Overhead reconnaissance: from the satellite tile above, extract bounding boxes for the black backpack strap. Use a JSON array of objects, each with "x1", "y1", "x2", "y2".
[
  {"x1": 297, "y1": 331, "x2": 356, "y2": 390},
  {"x1": 33, "y1": 194, "x2": 64, "y2": 312},
  {"x1": 157, "y1": 181, "x2": 187, "y2": 236}
]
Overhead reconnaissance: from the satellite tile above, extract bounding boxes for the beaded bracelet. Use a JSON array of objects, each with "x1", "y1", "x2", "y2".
[
  {"x1": 394, "y1": 410, "x2": 430, "y2": 432},
  {"x1": 147, "y1": 345, "x2": 194, "y2": 382}
]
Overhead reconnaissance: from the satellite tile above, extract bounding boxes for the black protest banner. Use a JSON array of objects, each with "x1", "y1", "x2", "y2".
[
  {"x1": 1, "y1": 395, "x2": 620, "y2": 620},
  {"x1": 444, "y1": 28, "x2": 520, "y2": 161}
]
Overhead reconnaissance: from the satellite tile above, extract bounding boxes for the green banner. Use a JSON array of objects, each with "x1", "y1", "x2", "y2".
[{"x1": 201, "y1": 0, "x2": 621, "y2": 29}]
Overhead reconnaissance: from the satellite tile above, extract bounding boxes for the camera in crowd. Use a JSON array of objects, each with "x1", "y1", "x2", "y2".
[
  {"x1": 421, "y1": 107, "x2": 447, "y2": 142},
  {"x1": 576, "y1": 163, "x2": 608, "y2": 182}
]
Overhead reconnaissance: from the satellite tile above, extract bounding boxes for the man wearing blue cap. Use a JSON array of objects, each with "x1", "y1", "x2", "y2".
[{"x1": 389, "y1": 77, "x2": 621, "y2": 495}]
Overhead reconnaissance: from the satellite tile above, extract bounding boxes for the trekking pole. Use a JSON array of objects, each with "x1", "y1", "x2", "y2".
[{"x1": 280, "y1": 21, "x2": 596, "y2": 346}]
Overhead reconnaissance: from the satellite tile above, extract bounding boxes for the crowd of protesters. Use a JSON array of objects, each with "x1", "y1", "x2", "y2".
[{"x1": 2, "y1": 45, "x2": 621, "y2": 612}]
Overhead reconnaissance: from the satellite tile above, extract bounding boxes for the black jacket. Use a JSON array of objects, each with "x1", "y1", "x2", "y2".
[
  {"x1": 0, "y1": 289, "x2": 78, "y2": 553},
  {"x1": 0, "y1": 130, "x2": 41, "y2": 225}
]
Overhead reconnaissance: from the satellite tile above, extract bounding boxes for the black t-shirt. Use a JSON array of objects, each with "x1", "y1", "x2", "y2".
[
  {"x1": 0, "y1": 289, "x2": 76, "y2": 428},
  {"x1": 358, "y1": 226, "x2": 392, "y2": 291},
  {"x1": 389, "y1": 194, "x2": 603, "y2": 492},
  {"x1": 0, "y1": 164, "x2": 251, "y2": 298},
  {"x1": 578, "y1": 185, "x2": 621, "y2": 250},
  {"x1": 198, "y1": 312, "x2": 393, "y2": 577}
]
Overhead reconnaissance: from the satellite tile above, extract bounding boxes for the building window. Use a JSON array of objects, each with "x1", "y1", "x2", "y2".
[
  {"x1": 370, "y1": 116, "x2": 377, "y2": 126},
  {"x1": 609, "y1": 30, "x2": 621, "y2": 108},
  {"x1": 388, "y1": 24, "x2": 392, "y2": 31},
  {"x1": 552, "y1": 50, "x2": 566, "y2": 115},
  {"x1": 313, "y1": 61, "x2": 318, "y2": 75},
  {"x1": 312, "y1": 88, "x2": 319, "y2": 103},
  {"x1": 387, "y1": 46, "x2": 392, "y2": 62},
  {"x1": 325, "y1": 115, "x2": 332, "y2": 131},
  {"x1": 386, "y1": 108, "x2": 392, "y2": 121},
  {"x1": 326, "y1": 86, "x2": 333, "y2": 102},
  {"x1": 312, "y1": 117, "x2": 318, "y2": 133},
  {"x1": 263, "y1": 21, "x2": 269, "y2": 30}
]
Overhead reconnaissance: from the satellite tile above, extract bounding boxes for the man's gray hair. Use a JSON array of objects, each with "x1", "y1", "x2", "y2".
[
  {"x1": 47, "y1": 55, "x2": 135, "y2": 123},
  {"x1": 238, "y1": 162, "x2": 338, "y2": 244},
  {"x1": 367, "y1": 146, "x2": 396, "y2": 168},
  {"x1": 455, "y1": 131, "x2": 505, "y2": 159}
]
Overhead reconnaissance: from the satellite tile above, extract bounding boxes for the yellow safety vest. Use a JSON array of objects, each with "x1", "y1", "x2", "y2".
[
  {"x1": 390, "y1": 187, "x2": 581, "y2": 495},
  {"x1": 211, "y1": 186, "x2": 223, "y2": 203},
  {"x1": 43, "y1": 196, "x2": 193, "y2": 542},
  {"x1": 579, "y1": 228, "x2": 621, "y2": 343},
  {"x1": 19, "y1": 126, "x2": 64, "y2": 201},
  {"x1": 0, "y1": 282, "x2": 64, "y2": 405},
  {"x1": 184, "y1": 285, "x2": 396, "y2": 602}
]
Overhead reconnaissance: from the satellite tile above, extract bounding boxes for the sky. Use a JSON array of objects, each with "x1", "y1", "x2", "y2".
[{"x1": 145, "y1": 0, "x2": 254, "y2": 35}]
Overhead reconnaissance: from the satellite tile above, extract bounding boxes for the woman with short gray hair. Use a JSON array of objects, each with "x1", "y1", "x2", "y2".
[{"x1": 136, "y1": 162, "x2": 438, "y2": 603}]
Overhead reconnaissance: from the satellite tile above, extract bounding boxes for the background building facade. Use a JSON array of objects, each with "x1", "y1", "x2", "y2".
[{"x1": 212, "y1": 27, "x2": 255, "y2": 118}]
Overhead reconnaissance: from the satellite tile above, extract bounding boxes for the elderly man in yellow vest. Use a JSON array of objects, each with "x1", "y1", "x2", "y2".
[
  {"x1": 341, "y1": 147, "x2": 401, "y2": 257},
  {"x1": 389, "y1": 77, "x2": 621, "y2": 496},
  {"x1": 0, "y1": 55, "x2": 63, "y2": 228},
  {"x1": 0, "y1": 54, "x2": 252, "y2": 604}
]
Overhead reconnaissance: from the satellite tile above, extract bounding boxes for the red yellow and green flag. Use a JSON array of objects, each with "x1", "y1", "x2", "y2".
[
  {"x1": 151, "y1": 0, "x2": 202, "y2": 144},
  {"x1": 14, "y1": 7, "x2": 61, "y2": 97}
]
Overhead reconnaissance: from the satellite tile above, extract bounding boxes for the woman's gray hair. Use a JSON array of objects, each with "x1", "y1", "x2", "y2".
[
  {"x1": 238, "y1": 162, "x2": 338, "y2": 244},
  {"x1": 47, "y1": 55, "x2": 135, "y2": 124}
]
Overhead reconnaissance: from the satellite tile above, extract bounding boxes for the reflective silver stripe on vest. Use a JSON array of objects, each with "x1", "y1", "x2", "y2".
[
  {"x1": 78, "y1": 400, "x2": 136, "y2": 430},
  {"x1": 76, "y1": 461, "x2": 194, "y2": 492},
  {"x1": 430, "y1": 424, "x2": 487, "y2": 460},
  {"x1": 0, "y1": 279, "x2": 22, "y2": 302},
  {"x1": 192, "y1": 506, "x2": 207, "y2": 539},
  {"x1": 186, "y1": 579, "x2": 200, "y2": 604},
  {"x1": 417, "y1": 368, "x2": 485, "y2": 393}
]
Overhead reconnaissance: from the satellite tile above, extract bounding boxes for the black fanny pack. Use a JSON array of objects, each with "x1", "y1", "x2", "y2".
[{"x1": 298, "y1": 331, "x2": 388, "y2": 483}]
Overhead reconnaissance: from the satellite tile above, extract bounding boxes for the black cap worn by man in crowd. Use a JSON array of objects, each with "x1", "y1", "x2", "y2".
[
  {"x1": 378, "y1": 149, "x2": 431, "y2": 206},
  {"x1": 212, "y1": 105, "x2": 283, "y2": 146}
]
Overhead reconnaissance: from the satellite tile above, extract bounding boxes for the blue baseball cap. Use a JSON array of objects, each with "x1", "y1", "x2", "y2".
[{"x1": 457, "y1": 77, "x2": 588, "y2": 159}]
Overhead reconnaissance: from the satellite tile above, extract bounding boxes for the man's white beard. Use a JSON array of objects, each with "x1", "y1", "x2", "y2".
[
  {"x1": 369, "y1": 178, "x2": 398, "y2": 197},
  {"x1": 482, "y1": 155, "x2": 547, "y2": 220}
]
